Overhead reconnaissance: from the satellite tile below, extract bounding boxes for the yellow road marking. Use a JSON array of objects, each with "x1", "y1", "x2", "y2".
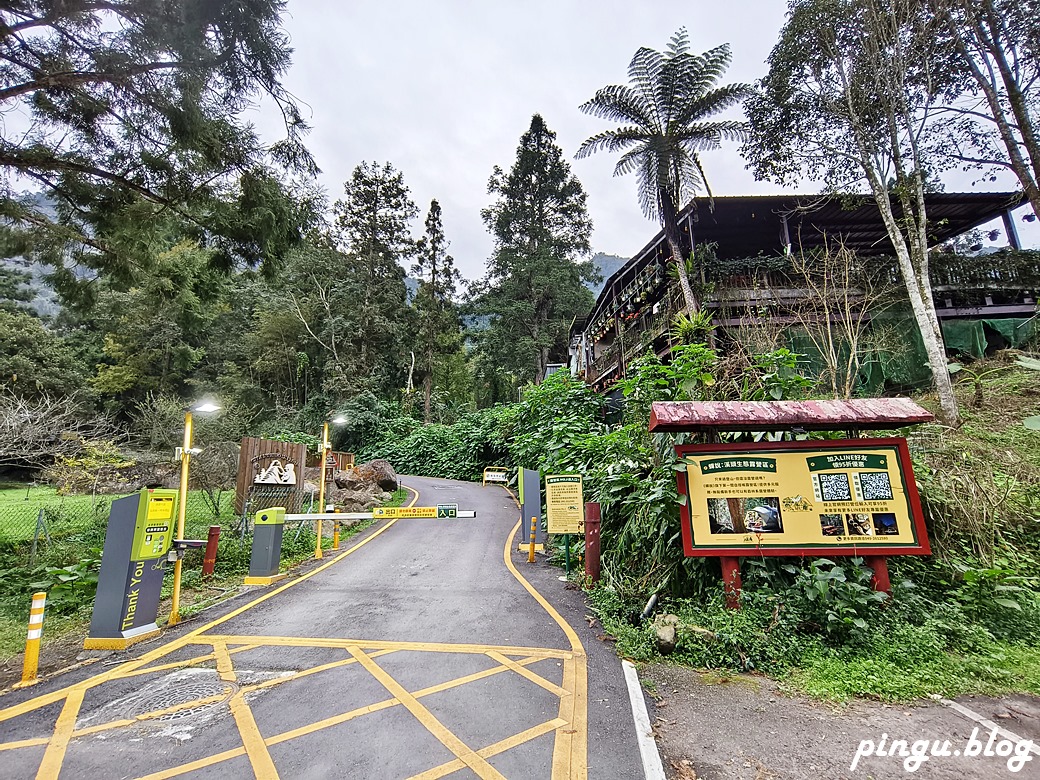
[
  {"x1": 239, "y1": 648, "x2": 398, "y2": 694},
  {"x1": 213, "y1": 642, "x2": 236, "y2": 682},
  {"x1": 0, "y1": 736, "x2": 48, "y2": 752},
  {"x1": 485, "y1": 649, "x2": 568, "y2": 697},
  {"x1": 503, "y1": 518, "x2": 589, "y2": 780},
  {"x1": 134, "y1": 654, "x2": 553, "y2": 779},
  {"x1": 229, "y1": 691, "x2": 279, "y2": 779},
  {"x1": 347, "y1": 645, "x2": 507, "y2": 780},
  {"x1": 195, "y1": 634, "x2": 571, "y2": 659},
  {"x1": 110, "y1": 642, "x2": 261, "y2": 680},
  {"x1": 409, "y1": 717, "x2": 569, "y2": 780},
  {"x1": 0, "y1": 518, "x2": 401, "y2": 726},
  {"x1": 34, "y1": 687, "x2": 83, "y2": 780}
]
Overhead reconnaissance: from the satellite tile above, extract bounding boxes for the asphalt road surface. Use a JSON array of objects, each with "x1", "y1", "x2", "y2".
[{"x1": 0, "y1": 475, "x2": 645, "y2": 780}]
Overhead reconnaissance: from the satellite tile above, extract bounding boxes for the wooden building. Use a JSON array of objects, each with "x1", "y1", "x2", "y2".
[{"x1": 571, "y1": 192, "x2": 1037, "y2": 390}]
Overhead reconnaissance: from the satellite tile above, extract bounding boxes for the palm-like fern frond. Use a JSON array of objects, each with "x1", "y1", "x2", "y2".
[{"x1": 578, "y1": 30, "x2": 750, "y2": 226}]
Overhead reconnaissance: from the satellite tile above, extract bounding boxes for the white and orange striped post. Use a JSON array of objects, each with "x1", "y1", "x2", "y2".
[{"x1": 15, "y1": 591, "x2": 46, "y2": 688}]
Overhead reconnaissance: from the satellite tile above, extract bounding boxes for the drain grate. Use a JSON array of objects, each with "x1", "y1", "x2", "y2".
[{"x1": 122, "y1": 679, "x2": 237, "y2": 722}]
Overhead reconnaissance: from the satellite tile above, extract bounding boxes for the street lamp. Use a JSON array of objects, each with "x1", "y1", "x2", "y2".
[
  {"x1": 315, "y1": 414, "x2": 348, "y2": 559},
  {"x1": 168, "y1": 398, "x2": 222, "y2": 626}
]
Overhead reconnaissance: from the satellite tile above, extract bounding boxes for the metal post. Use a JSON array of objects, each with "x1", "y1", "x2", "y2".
[
  {"x1": 201, "y1": 525, "x2": 221, "y2": 579},
  {"x1": 721, "y1": 557, "x2": 742, "y2": 609},
  {"x1": 866, "y1": 555, "x2": 892, "y2": 594},
  {"x1": 584, "y1": 502, "x2": 601, "y2": 583},
  {"x1": 15, "y1": 592, "x2": 46, "y2": 688},
  {"x1": 564, "y1": 533, "x2": 571, "y2": 575},
  {"x1": 169, "y1": 411, "x2": 193, "y2": 626},
  {"x1": 315, "y1": 422, "x2": 329, "y2": 560},
  {"x1": 528, "y1": 516, "x2": 537, "y2": 563}
]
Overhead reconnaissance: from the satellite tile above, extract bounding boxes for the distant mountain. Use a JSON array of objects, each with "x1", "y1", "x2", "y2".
[{"x1": 586, "y1": 252, "x2": 628, "y2": 299}]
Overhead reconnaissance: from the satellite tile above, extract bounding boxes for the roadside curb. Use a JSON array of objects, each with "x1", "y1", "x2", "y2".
[{"x1": 623, "y1": 659, "x2": 667, "y2": 780}]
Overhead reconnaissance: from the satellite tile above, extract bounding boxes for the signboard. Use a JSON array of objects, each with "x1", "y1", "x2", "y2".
[
  {"x1": 372, "y1": 504, "x2": 458, "y2": 519},
  {"x1": 545, "y1": 474, "x2": 585, "y2": 534},
  {"x1": 675, "y1": 438, "x2": 929, "y2": 556}
]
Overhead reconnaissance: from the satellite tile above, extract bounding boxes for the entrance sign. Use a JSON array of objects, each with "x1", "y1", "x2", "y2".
[
  {"x1": 676, "y1": 438, "x2": 929, "y2": 557},
  {"x1": 545, "y1": 475, "x2": 585, "y2": 534}
]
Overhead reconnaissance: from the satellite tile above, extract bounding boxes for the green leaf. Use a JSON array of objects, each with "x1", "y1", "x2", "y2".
[
  {"x1": 1015, "y1": 356, "x2": 1040, "y2": 371},
  {"x1": 1023, "y1": 416, "x2": 1040, "y2": 431}
]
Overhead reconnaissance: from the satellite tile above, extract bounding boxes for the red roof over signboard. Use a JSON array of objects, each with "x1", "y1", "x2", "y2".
[{"x1": 648, "y1": 399, "x2": 935, "y2": 432}]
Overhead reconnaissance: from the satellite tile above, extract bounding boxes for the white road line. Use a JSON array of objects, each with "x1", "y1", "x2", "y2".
[
  {"x1": 622, "y1": 659, "x2": 667, "y2": 780},
  {"x1": 930, "y1": 694, "x2": 1040, "y2": 756}
]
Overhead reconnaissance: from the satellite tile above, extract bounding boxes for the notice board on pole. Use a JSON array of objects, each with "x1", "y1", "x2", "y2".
[
  {"x1": 675, "y1": 438, "x2": 929, "y2": 557},
  {"x1": 545, "y1": 474, "x2": 584, "y2": 534}
]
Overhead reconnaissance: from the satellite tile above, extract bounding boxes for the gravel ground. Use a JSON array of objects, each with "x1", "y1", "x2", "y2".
[{"x1": 641, "y1": 663, "x2": 1039, "y2": 780}]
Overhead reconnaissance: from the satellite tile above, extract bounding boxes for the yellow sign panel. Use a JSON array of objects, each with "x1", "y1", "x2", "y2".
[
  {"x1": 545, "y1": 475, "x2": 584, "y2": 534},
  {"x1": 677, "y1": 439, "x2": 928, "y2": 554},
  {"x1": 373, "y1": 507, "x2": 437, "y2": 518},
  {"x1": 372, "y1": 505, "x2": 459, "y2": 519}
]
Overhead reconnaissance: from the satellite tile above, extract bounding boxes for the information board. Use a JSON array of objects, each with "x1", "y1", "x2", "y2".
[
  {"x1": 545, "y1": 474, "x2": 585, "y2": 534},
  {"x1": 675, "y1": 438, "x2": 929, "y2": 556}
]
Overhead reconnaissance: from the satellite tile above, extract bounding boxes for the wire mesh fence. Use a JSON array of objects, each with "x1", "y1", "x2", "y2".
[{"x1": 0, "y1": 485, "x2": 260, "y2": 567}]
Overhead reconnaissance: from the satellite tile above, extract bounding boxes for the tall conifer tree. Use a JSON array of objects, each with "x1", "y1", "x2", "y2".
[
  {"x1": 413, "y1": 200, "x2": 462, "y2": 422},
  {"x1": 476, "y1": 115, "x2": 596, "y2": 382}
]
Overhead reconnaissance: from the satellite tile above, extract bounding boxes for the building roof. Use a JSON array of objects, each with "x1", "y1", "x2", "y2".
[
  {"x1": 589, "y1": 191, "x2": 1026, "y2": 323},
  {"x1": 647, "y1": 398, "x2": 935, "y2": 432}
]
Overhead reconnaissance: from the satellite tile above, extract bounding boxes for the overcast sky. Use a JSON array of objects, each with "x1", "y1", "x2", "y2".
[{"x1": 258, "y1": 1, "x2": 1038, "y2": 280}]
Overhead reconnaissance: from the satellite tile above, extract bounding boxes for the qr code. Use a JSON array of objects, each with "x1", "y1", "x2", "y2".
[
  {"x1": 858, "y1": 471, "x2": 893, "y2": 500},
  {"x1": 818, "y1": 473, "x2": 852, "y2": 502}
]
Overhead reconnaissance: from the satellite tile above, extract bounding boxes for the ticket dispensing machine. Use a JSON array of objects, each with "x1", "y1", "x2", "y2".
[{"x1": 85, "y1": 489, "x2": 179, "y2": 650}]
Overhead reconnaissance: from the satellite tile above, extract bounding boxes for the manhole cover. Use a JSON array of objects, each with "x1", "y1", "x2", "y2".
[{"x1": 122, "y1": 678, "x2": 237, "y2": 722}]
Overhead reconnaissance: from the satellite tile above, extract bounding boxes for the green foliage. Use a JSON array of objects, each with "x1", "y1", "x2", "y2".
[
  {"x1": 29, "y1": 553, "x2": 102, "y2": 614},
  {"x1": 0, "y1": 1, "x2": 316, "y2": 284},
  {"x1": 778, "y1": 558, "x2": 887, "y2": 644},
  {"x1": 0, "y1": 309, "x2": 88, "y2": 397}
]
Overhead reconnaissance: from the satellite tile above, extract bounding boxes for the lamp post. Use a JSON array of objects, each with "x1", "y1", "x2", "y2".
[
  {"x1": 315, "y1": 415, "x2": 347, "y2": 560},
  {"x1": 168, "y1": 400, "x2": 221, "y2": 627}
]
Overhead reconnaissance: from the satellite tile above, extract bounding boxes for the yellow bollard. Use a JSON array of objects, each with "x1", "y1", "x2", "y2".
[
  {"x1": 332, "y1": 509, "x2": 341, "y2": 551},
  {"x1": 15, "y1": 592, "x2": 46, "y2": 688},
  {"x1": 528, "y1": 516, "x2": 537, "y2": 563}
]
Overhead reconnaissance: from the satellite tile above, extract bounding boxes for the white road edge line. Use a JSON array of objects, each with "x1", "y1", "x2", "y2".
[
  {"x1": 930, "y1": 694, "x2": 1040, "y2": 756},
  {"x1": 622, "y1": 659, "x2": 667, "y2": 780}
]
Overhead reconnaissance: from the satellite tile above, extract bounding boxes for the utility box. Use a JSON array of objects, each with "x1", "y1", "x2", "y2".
[
  {"x1": 85, "y1": 489, "x2": 178, "y2": 650},
  {"x1": 245, "y1": 506, "x2": 286, "y2": 585}
]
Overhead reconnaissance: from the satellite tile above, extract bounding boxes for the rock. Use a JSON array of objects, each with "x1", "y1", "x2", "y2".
[
  {"x1": 380, "y1": 491, "x2": 392, "y2": 501},
  {"x1": 333, "y1": 469, "x2": 367, "y2": 491},
  {"x1": 328, "y1": 485, "x2": 383, "y2": 513},
  {"x1": 655, "y1": 624, "x2": 677, "y2": 655},
  {"x1": 354, "y1": 459, "x2": 398, "y2": 492},
  {"x1": 301, "y1": 480, "x2": 319, "y2": 496}
]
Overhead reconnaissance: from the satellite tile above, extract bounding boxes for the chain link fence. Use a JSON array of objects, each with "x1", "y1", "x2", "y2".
[{"x1": 0, "y1": 484, "x2": 270, "y2": 567}]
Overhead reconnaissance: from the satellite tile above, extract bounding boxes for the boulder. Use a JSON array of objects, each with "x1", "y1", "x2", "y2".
[
  {"x1": 333, "y1": 469, "x2": 368, "y2": 491},
  {"x1": 329, "y1": 486, "x2": 383, "y2": 513},
  {"x1": 354, "y1": 459, "x2": 398, "y2": 492},
  {"x1": 653, "y1": 613, "x2": 681, "y2": 656}
]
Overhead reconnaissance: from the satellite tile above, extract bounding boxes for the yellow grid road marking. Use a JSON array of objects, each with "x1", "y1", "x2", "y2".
[
  {"x1": 195, "y1": 634, "x2": 572, "y2": 659},
  {"x1": 229, "y1": 690, "x2": 279, "y2": 779},
  {"x1": 409, "y1": 717, "x2": 569, "y2": 780},
  {"x1": 347, "y1": 645, "x2": 508, "y2": 780},
  {"x1": 213, "y1": 642, "x2": 236, "y2": 682},
  {"x1": 1, "y1": 483, "x2": 590, "y2": 780},
  {"x1": 35, "y1": 687, "x2": 83, "y2": 780},
  {"x1": 485, "y1": 650, "x2": 568, "y2": 697}
]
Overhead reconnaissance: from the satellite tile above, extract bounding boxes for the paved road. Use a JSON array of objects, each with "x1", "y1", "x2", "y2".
[{"x1": 0, "y1": 476, "x2": 644, "y2": 779}]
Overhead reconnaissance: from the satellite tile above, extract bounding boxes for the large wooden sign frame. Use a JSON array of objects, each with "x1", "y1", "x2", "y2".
[{"x1": 675, "y1": 437, "x2": 930, "y2": 558}]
